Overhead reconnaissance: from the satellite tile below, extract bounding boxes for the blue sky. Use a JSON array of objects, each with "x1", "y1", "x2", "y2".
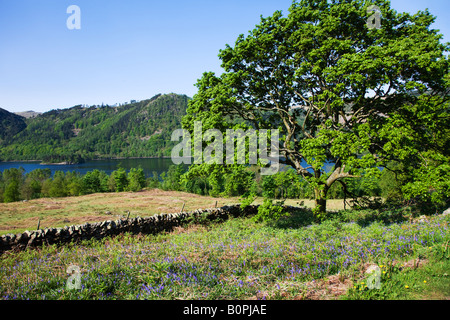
[{"x1": 0, "y1": 0, "x2": 449, "y2": 113}]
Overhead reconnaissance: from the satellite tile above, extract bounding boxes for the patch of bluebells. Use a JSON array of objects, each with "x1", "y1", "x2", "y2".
[{"x1": 0, "y1": 213, "x2": 448, "y2": 300}]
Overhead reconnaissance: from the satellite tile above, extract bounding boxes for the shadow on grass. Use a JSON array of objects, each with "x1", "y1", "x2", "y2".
[
  {"x1": 270, "y1": 207, "x2": 316, "y2": 229},
  {"x1": 273, "y1": 196, "x2": 450, "y2": 230},
  {"x1": 270, "y1": 204, "x2": 433, "y2": 230}
]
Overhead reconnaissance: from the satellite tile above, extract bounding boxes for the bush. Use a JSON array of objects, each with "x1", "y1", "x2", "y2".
[
  {"x1": 146, "y1": 171, "x2": 160, "y2": 189},
  {"x1": 127, "y1": 167, "x2": 146, "y2": 192},
  {"x1": 379, "y1": 162, "x2": 406, "y2": 201},
  {"x1": 239, "y1": 193, "x2": 256, "y2": 210},
  {"x1": 222, "y1": 165, "x2": 256, "y2": 197},
  {"x1": 3, "y1": 180, "x2": 20, "y2": 203},
  {"x1": 112, "y1": 167, "x2": 128, "y2": 192},
  {"x1": 82, "y1": 170, "x2": 103, "y2": 194},
  {"x1": 161, "y1": 165, "x2": 185, "y2": 191},
  {"x1": 253, "y1": 198, "x2": 288, "y2": 223},
  {"x1": 48, "y1": 172, "x2": 67, "y2": 197}
]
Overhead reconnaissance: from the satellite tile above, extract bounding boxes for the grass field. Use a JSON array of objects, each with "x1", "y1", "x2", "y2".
[
  {"x1": 0, "y1": 190, "x2": 449, "y2": 300},
  {"x1": 0, "y1": 189, "x2": 346, "y2": 235},
  {"x1": 0, "y1": 189, "x2": 236, "y2": 235}
]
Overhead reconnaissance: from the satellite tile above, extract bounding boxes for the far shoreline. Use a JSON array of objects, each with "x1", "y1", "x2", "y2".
[{"x1": 0, "y1": 156, "x2": 174, "y2": 165}]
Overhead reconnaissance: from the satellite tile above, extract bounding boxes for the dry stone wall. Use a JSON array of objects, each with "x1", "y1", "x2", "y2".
[{"x1": 0, "y1": 204, "x2": 265, "y2": 254}]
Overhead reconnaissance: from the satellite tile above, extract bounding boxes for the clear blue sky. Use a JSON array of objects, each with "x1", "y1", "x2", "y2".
[{"x1": 0, "y1": 0, "x2": 449, "y2": 113}]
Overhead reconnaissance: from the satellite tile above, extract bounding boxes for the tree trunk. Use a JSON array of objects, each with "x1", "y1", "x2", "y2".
[
  {"x1": 315, "y1": 196, "x2": 327, "y2": 214},
  {"x1": 311, "y1": 164, "x2": 358, "y2": 216},
  {"x1": 314, "y1": 185, "x2": 328, "y2": 215}
]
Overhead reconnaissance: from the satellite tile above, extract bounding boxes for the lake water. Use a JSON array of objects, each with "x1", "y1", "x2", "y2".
[
  {"x1": 0, "y1": 158, "x2": 336, "y2": 177},
  {"x1": 0, "y1": 158, "x2": 186, "y2": 177}
]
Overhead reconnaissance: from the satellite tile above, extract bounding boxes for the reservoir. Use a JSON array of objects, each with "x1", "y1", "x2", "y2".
[
  {"x1": 0, "y1": 158, "x2": 186, "y2": 177},
  {"x1": 0, "y1": 158, "x2": 337, "y2": 177}
]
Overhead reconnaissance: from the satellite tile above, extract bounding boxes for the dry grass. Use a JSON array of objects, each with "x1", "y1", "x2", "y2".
[
  {"x1": 0, "y1": 189, "x2": 347, "y2": 235},
  {"x1": 0, "y1": 189, "x2": 237, "y2": 235}
]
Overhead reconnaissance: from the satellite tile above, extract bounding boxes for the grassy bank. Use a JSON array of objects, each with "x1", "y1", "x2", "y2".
[{"x1": 1, "y1": 206, "x2": 448, "y2": 300}]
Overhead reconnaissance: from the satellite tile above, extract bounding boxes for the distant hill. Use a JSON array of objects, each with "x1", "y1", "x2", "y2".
[
  {"x1": 14, "y1": 111, "x2": 42, "y2": 119},
  {"x1": 0, "y1": 93, "x2": 190, "y2": 163},
  {"x1": 0, "y1": 108, "x2": 27, "y2": 144}
]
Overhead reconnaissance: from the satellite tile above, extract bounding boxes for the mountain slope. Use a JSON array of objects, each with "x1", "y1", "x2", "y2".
[
  {"x1": 0, "y1": 93, "x2": 190, "y2": 162},
  {"x1": 0, "y1": 108, "x2": 27, "y2": 144}
]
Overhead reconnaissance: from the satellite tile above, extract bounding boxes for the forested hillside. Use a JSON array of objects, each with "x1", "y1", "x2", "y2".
[
  {"x1": 0, "y1": 94, "x2": 189, "y2": 162},
  {"x1": 0, "y1": 108, "x2": 27, "y2": 144}
]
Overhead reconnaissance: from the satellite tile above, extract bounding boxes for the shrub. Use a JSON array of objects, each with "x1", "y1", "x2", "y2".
[
  {"x1": 253, "y1": 198, "x2": 288, "y2": 223},
  {"x1": 3, "y1": 180, "x2": 20, "y2": 203},
  {"x1": 127, "y1": 167, "x2": 146, "y2": 192},
  {"x1": 112, "y1": 167, "x2": 128, "y2": 192},
  {"x1": 239, "y1": 193, "x2": 256, "y2": 210}
]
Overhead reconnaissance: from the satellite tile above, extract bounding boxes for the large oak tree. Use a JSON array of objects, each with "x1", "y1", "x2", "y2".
[{"x1": 182, "y1": 0, "x2": 449, "y2": 215}]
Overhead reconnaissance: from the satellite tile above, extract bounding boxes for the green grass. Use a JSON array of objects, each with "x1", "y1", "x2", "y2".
[
  {"x1": 0, "y1": 207, "x2": 449, "y2": 300},
  {"x1": 343, "y1": 250, "x2": 450, "y2": 300}
]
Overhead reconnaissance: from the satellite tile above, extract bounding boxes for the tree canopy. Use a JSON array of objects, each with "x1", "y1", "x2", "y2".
[{"x1": 182, "y1": 0, "x2": 449, "y2": 215}]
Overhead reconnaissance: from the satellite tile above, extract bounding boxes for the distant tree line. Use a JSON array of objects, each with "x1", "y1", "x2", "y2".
[
  {"x1": 0, "y1": 163, "x2": 405, "y2": 205},
  {"x1": 174, "y1": 163, "x2": 404, "y2": 204},
  {"x1": 0, "y1": 167, "x2": 146, "y2": 203}
]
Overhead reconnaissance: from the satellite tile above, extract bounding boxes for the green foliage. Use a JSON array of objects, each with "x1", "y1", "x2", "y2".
[
  {"x1": 312, "y1": 205, "x2": 328, "y2": 222},
  {"x1": 183, "y1": 174, "x2": 209, "y2": 195},
  {"x1": 0, "y1": 108, "x2": 26, "y2": 144},
  {"x1": 82, "y1": 170, "x2": 103, "y2": 194},
  {"x1": 0, "y1": 166, "x2": 159, "y2": 203},
  {"x1": 112, "y1": 167, "x2": 128, "y2": 192},
  {"x1": 253, "y1": 198, "x2": 288, "y2": 223},
  {"x1": 207, "y1": 166, "x2": 225, "y2": 197},
  {"x1": 40, "y1": 179, "x2": 53, "y2": 198},
  {"x1": 376, "y1": 94, "x2": 450, "y2": 207},
  {"x1": 3, "y1": 180, "x2": 20, "y2": 203},
  {"x1": 223, "y1": 165, "x2": 256, "y2": 197},
  {"x1": 127, "y1": 167, "x2": 146, "y2": 192},
  {"x1": 20, "y1": 169, "x2": 51, "y2": 200},
  {"x1": 261, "y1": 169, "x2": 314, "y2": 199},
  {"x1": 146, "y1": 171, "x2": 161, "y2": 189},
  {"x1": 181, "y1": 0, "x2": 450, "y2": 215},
  {"x1": 48, "y1": 171, "x2": 68, "y2": 198},
  {"x1": 180, "y1": 164, "x2": 258, "y2": 197},
  {"x1": 1, "y1": 168, "x2": 24, "y2": 202},
  {"x1": 402, "y1": 151, "x2": 450, "y2": 207},
  {"x1": 161, "y1": 165, "x2": 186, "y2": 191},
  {"x1": 66, "y1": 178, "x2": 83, "y2": 197},
  {"x1": 326, "y1": 174, "x2": 382, "y2": 200},
  {"x1": 378, "y1": 162, "x2": 407, "y2": 203},
  {"x1": 261, "y1": 175, "x2": 276, "y2": 198},
  {"x1": 239, "y1": 193, "x2": 256, "y2": 210},
  {"x1": 20, "y1": 177, "x2": 41, "y2": 200}
]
